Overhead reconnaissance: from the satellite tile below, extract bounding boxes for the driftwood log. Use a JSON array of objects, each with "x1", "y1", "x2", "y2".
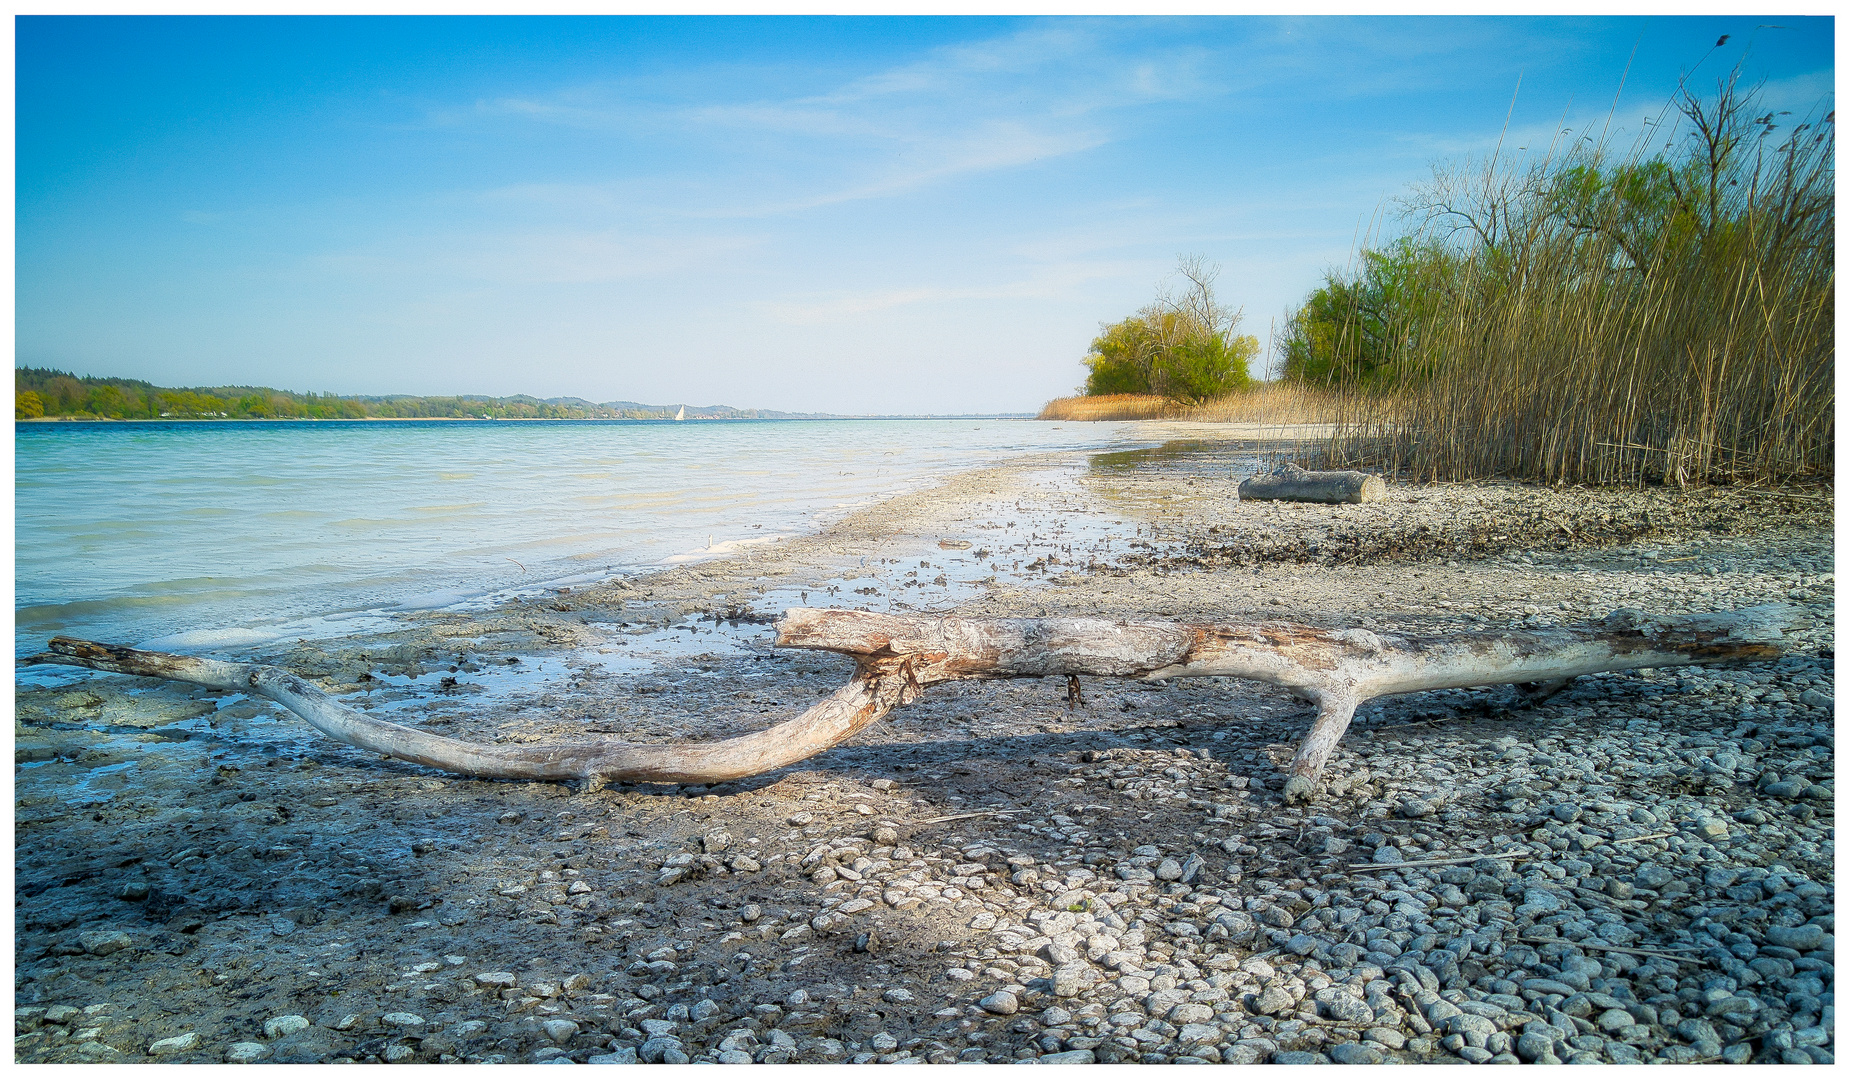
[
  {"x1": 24, "y1": 604, "x2": 1795, "y2": 801},
  {"x1": 1238, "y1": 463, "x2": 1386, "y2": 504}
]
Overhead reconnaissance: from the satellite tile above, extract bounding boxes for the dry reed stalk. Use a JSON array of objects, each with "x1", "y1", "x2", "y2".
[
  {"x1": 1036, "y1": 394, "x2": 1174, "y2": 421},
  {"x1": 1307, "y1": 74, "x2": 1832, "y2": 486}
]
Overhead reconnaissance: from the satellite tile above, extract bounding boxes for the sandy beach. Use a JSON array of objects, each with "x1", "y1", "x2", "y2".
[{"x1": 14, "y1": 431, "x2": 1834, "y2": 1065}]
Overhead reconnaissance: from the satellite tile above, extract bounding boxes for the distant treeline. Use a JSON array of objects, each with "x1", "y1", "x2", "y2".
[{"x1": 13, "y1": 368, "x2": 823, "y2": 421}]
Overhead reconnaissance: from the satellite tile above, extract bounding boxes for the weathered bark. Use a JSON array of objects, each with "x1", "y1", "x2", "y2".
[
  {"x1": 23, "y1": 636, "x2": 921, "y2": 789},
  {"x1": 772, "y1": 604, "x2": 1796, "y2": 801},
  {"x1": 1238, "y1": 462, "x2": 1386, "y2": 504},
  {"x1": 23, "y1": 604, "x2": 1797, "y2": 801}
]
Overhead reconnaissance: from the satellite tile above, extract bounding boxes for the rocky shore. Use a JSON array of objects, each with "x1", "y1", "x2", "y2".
[{"x1": 14, "y1": 438, "x2": 1834, "y2": 1064}]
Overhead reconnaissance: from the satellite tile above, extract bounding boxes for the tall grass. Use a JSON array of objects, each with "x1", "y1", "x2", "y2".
[
  {"x1": 1313, "y1": 73, "x2": 1833, "y2": 486},
  {"x1": 1039, "y1": 393, "x2": 1174, "y2": 421},
  {"x1": 1039, "y1": 383, "x2": 1344, "y2": 424}
]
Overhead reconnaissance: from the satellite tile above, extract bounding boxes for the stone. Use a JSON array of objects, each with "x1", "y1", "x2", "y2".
[
  {"x1": 1052, "y1": 965, "x2": 1086, "y2": 999},
  {"x1": 1514, "y1": 1031, "x2": 1553, "y2": 1061},
  {"x1": 381, "y1": 1012, "x2": 425, "y2": 1028},
  {"x1": 1177, "y1": 1024, "x2": 1220, "y2": 1045},
  {"x1": 1446, "y1": 1013, "x2": 1497, "y2": 1038},
  {"x1": 1371, "y1": 846, "x2": 1404, "y2": 865},
  {"x1": 1038, "y1": 1050, "x2": 1095, "y2": 1063},
  {"x1": 1168, "y1": 1003, "x2": 1215, "y2": 1025},
  {"x1": 590, "y1": 1047, "x2": 639, "y2": 1064},
  {"x1": 225, "y1": 1042, "x2": 271, "y2": 1064},
  {"x1": 541, "y1": 1019, "x2": 579, "y2": 1043},
  {"x1": 640, "y1": 1036, "x2": 684, "y2": 1064},
  {"x1": 385, "y1": 1044, "x2": 416, "y2": 1063},
  {"x1": 881, "y1": 988, "x2": 915, "y2": 1004},
  {"x1": 1330, "y1": 1042, "x2": 1385, "y2": 1064},
  {"x1": 979, "y1": 991, "x2": 1019, "y2": 1016},
  {"x1": 1323, "y1": 992, "x2": 1374, "y2": 1025},
  {"x1": 1365, "y1": 1027, "x2": 1406, "y2": 1050},
  {"x1": 148, "y1": 1032, "x2": 200, "y2": 1056},
  {"x1": 1693, "y1": 818, "x2": 1730, "y2": 841},
  {"x1": 78, "y1": 930, "x2": 134, "y2": 956},
  {"x1": 1155, "y1": 858, "x2": 1184, "y2": 881},
  {"x1": 475, "y1": 971, "x2": 518, "y2": 988},
  {"x1": 1765, "y1": 924, "x2": 1824, "y2": 951},
  {"x1": 1254, "y1": 985, "x2": 1295, "y2": 1015},
  {"x1": 1522, "y1": 978, "x2": 1579, "y2": 997},
  {"x1": 1596, "y1": 1008, "x2": 1633, "y2": 1034},
  {"x1": 1224, "y1": 1040, "x2": 1275, "y2": 1065},
  {"x1": 263, "y1": 1015, "x2": 311, "y2": 1040}
]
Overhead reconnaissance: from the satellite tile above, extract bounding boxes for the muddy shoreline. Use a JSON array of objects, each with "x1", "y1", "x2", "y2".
[{"x1": 15, "y1": 439, "x2": 1834, "y2": 1064}]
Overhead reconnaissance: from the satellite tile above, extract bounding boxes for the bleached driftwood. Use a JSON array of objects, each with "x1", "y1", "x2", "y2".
[
  {"x1": 25, "y1": 604, "x2": 1796, "y2": 801},
  {"x1": 1238, "y1": 463, "x2": 1386, "y2": 504}
]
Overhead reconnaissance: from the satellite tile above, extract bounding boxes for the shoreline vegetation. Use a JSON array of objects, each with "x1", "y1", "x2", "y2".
[
  {"x1": 12, "y1": 368, "x2": 857, "y2": 423},
  {"x1": 1045, "y1": 72, "x2": 1833, "y2": 488}
]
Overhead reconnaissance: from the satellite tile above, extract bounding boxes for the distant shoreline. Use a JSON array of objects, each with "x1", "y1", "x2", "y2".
[{"x1": 15, "y1": 413, "x2": 1042, "y2": 424}]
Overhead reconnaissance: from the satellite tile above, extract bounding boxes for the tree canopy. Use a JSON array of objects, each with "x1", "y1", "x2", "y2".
[{"x1": 1081, "y1": 257, "x2": 1257, "y2": 403}]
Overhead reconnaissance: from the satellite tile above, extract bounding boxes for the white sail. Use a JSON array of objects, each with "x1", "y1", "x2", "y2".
[{"x1": 674, "y1": 406, "x2": 686, "y2": 421}]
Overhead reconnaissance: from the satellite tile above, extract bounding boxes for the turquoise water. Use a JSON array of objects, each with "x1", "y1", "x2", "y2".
[{"x1": 15, "y1": 419, "x2": 1145, "y2": 659}]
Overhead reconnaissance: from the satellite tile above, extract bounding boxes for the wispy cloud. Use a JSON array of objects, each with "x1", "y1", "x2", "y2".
[
  {"x1": 310, "y1": 228, "x2": 766, "y2": 285},
  {"x1": 427, "y1": 19, "x2": 1237, "y2": 220}
]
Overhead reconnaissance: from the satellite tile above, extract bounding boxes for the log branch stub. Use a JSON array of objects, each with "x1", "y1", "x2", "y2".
[
  {"x1": 1238, "y1": 462, "x2": 1386, "y2": 504},
  {"x1": 22, "y1": 604, "x2": 1799, "y2": 801}
]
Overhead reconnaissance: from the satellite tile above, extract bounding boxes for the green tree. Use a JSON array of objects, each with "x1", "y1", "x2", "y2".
[
  {"x1": 1280, "y1": 237, "x2": 1455, "y2": 386},
  {"x1": 16, "y1": 389, "x2": 44, "y2": 419},
  {"x1": 1081, "y1": 257, "x2": 1255, "y2": 402},
  {"x1": 1081, "y1": 317, "x2": 1162, "y2": 395}
]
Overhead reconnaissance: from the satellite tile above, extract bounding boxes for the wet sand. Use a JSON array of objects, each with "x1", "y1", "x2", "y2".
[{"x1": 14, "y1": 433, "x2": 1834, "y2": 1064}]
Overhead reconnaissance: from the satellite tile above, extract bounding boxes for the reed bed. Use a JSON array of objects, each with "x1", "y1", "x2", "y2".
[
  {"x1": 1316, "y1": 76, "x2": 1833, "y2": 486},
  {"x1": 1038, "y1": 384, "x2": 1346, "y2": 425},
  {"x1": 1037, "y1": 393, "x2": 1173, "y2": 421}
]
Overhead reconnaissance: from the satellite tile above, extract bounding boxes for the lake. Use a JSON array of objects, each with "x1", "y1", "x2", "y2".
[{"x1": 14, "y1": 419, "x2": 1150, "y2": 662}]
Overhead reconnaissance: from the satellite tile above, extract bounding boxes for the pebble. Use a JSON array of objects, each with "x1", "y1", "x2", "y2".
[
  {"x1": 225, "y1": 1042, "x2": 271, "y2": 1064},
  {"x1": 1330, "y1": 1041, "x2": 1385, "y2": 1064},
  {"x1": 1038, "y1": 1050, "x2": 1095, "y2": 1063},
  {"x1": 14, "y1": 493, "x2": 1838, "y2": 1069},
  {"x1": 78, "y1": 931, "x2": 133, "y2": 956},
  {"x1": 590, "y1": 1047, "x2": 639, "y2": 1064},
  {"x1": 1765, "y1": 924, "x2": 1825, "y2": 951},
  {"x1": 263, "y1": 1015, "x2": 310, "y2": 1039},
  {"x1": 148, "y1": 1033, "x2": 200, "y2": 1056},
  {"x1": 1254, "y1": 985, "x2": 1295, "y2": 1016}
]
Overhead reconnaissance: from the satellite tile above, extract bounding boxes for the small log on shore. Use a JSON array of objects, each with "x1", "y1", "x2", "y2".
[
  {"x1": 22, "y1": 604, "x2": 1797, "y2": 801},
  {"x1": 1238, "y1": 462, "x2": 1386, "y2": 504}
]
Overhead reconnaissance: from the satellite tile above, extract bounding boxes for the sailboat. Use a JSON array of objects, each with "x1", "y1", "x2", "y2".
[{"x1": 674, "y1": 405, "x2": 686, "y2": 421}]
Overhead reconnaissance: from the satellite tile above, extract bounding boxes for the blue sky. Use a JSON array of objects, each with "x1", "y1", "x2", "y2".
[{"x1": 15, "y1": 15, "x2": 1835, "y2": 414}]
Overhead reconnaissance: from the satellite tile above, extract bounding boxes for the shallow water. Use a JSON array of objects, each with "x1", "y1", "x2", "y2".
[{"x1": 15, "y1": 418, "x2": 1149, "y2": 659}]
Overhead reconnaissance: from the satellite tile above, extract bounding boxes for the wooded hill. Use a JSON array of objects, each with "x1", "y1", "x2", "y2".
[{"x1": 13, "y1": 368, "x2": 832, "y2": 421}]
